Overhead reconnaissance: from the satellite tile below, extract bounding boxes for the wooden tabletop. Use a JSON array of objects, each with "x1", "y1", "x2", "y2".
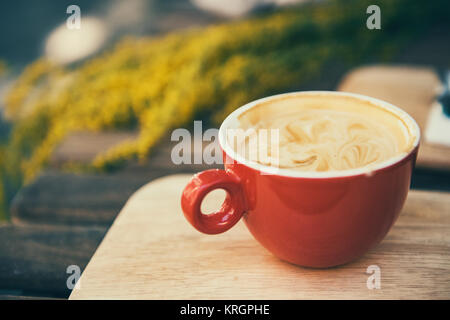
[
  {"x1": 70, "y1": 174, "x2": 450, "y2": 300},
  {"x1": 338, "y1": 65, "x2": 450, "y2": 171}
]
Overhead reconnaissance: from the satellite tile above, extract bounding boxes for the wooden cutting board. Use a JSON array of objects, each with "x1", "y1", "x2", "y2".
[
  {"x1": 338, "y1": 65, "x2": 450, "y2": 171},
  {"x1": 69, "y1": 174, "x2": 450, "y2": 300}
]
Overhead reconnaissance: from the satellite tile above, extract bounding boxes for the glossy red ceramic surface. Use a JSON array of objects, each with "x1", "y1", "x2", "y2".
[{"x1": 182, "y1": 146, "x2": 417, "y2": 268}]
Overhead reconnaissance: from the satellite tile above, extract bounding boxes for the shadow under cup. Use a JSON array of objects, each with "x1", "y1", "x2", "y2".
[{"x1": 181, "y1": 91, "x2": 420, "y2": 268}]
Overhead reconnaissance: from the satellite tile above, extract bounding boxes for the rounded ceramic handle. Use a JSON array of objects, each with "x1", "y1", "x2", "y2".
[{"x1": 181, "y1": 169, "x2": 246, "y2": 234}]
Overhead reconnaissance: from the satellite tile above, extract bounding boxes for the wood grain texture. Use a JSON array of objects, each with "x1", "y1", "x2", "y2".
[
  {"x1": 338, "y1": 65, "x2": 450, "y2": 171},
  {"x1": 70, "y1": 174, "x2": 450, "y2": 300}
]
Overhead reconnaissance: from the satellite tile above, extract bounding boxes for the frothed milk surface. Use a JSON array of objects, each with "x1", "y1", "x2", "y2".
[{"x1": 228, "y1": 94, "x2": 416, "y2": 172}]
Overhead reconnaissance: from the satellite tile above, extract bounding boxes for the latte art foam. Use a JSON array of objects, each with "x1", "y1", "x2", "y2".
[{"x1": 230, "y1": 94, "x2": 415, "y2": 172}]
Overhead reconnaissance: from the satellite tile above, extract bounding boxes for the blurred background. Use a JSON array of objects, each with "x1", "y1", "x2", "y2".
[{"x1": 0, "y1": 0, "x2": 449, "y2": 299}]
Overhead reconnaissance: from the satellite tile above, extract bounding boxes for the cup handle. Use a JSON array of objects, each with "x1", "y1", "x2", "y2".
[{"x1": 181, "y1": 169, "x2": 246, "y2": 234}]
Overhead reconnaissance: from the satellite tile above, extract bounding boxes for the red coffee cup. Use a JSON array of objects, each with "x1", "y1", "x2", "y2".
[{"x1": 181, "y1": 91, "x2": 420, "y2": 268}]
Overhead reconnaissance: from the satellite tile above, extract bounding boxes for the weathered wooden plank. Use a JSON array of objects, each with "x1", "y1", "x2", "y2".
[
  {"x1": 10, "y1": 171, "x2": 151, "y2": 227},
  {"x1": 0, "y1": 224, "x2": 106, "y2": 298}
]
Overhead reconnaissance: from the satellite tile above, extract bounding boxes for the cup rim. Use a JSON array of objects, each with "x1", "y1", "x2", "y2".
[{"x1": 218, "y1": 91, "x2": 421, "y2": 179}]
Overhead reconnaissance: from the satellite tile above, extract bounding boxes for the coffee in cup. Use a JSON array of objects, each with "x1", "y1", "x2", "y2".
[{"x1": 230, "y1": 93, "x2": 416, "y2": 172}]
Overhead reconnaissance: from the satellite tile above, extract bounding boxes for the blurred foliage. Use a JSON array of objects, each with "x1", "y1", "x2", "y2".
[{"x1": 0, "y1": 0, "x2": 448, "y2": 219}]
